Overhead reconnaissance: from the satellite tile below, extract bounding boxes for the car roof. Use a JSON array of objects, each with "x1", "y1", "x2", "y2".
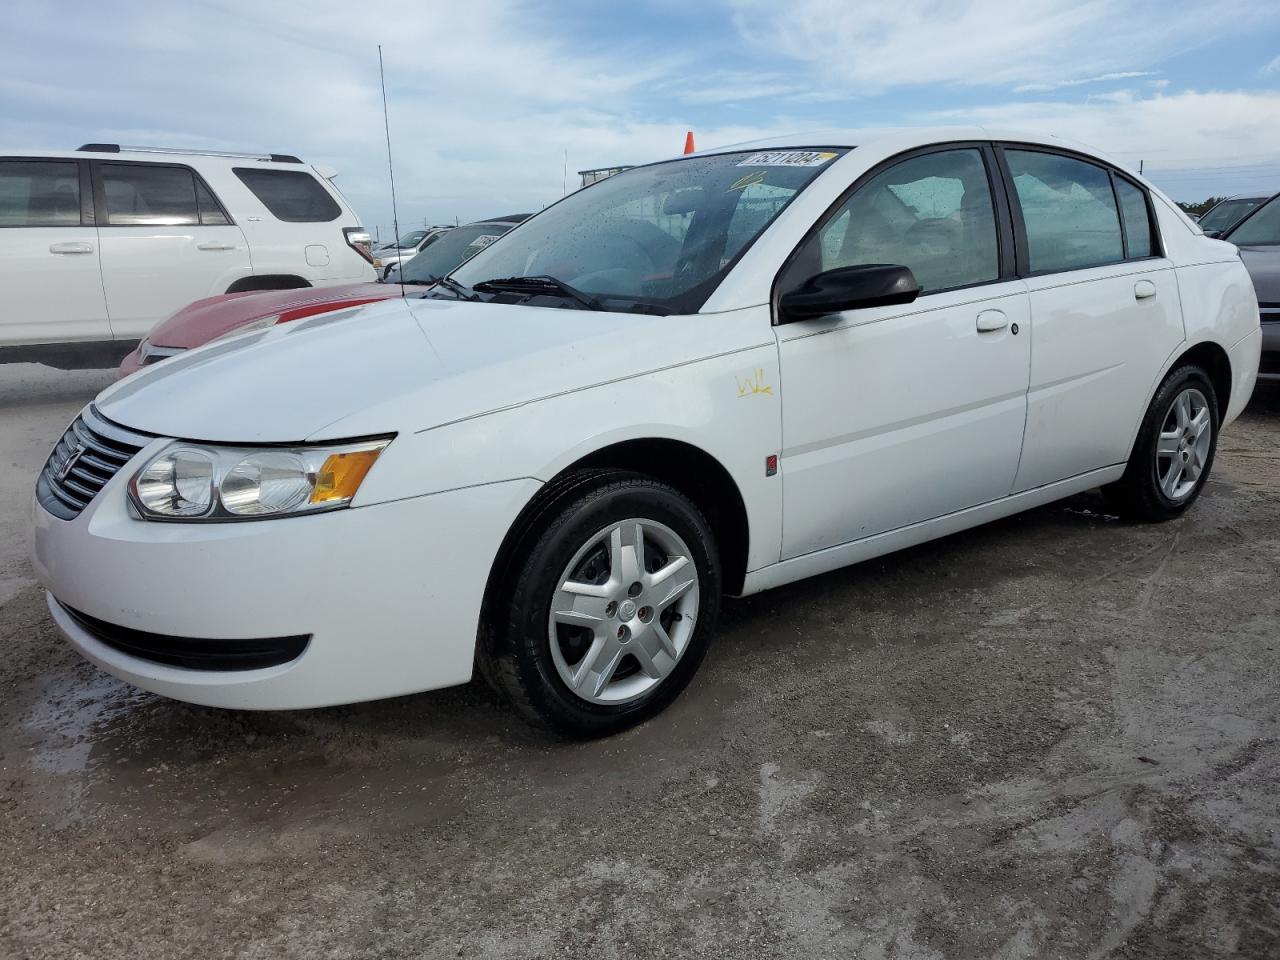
[
  {"x1": 0, "y1": 146, "x2": 313, "y2": 171},
  {"x1": 682, "y1": 125, "x2": 1095, "y2": 157}
]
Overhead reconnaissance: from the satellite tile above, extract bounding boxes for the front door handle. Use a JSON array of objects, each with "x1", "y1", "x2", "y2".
[
  {"x1": 49, "y1": 241, "x2": 94, "y2": 255},
  {"x1": 1135, "y1": 280, "x2": 1157, "y2": 300},
  {"x1": 196, "y1": 241, "x2": 236, "y2": 251},
  {"x1": 976, "y1": 309, "x2": 1009, "y2": 333}
]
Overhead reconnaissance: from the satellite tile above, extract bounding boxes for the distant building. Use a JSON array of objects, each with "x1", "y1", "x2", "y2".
[{"x1": 578, "y1": 165, "x2": 633, "y2": 188}]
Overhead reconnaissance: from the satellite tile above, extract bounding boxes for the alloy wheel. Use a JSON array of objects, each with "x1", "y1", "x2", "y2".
[
  {"x1": 1155, "y1": 387, "x2": 1212, "y2": 502},
  {"x1": 547, "y1": 518, "x2": 700, "y2": 705}
]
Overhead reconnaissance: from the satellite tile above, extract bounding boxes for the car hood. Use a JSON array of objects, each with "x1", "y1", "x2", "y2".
[
  {"x1": 95, "y1": 296, "x2": 755, "y2": 443},
  {"x1": 1238, "y1": 246, "x2": 1280, "y2": 305},
  {"x1": 147, "y1": 283, "x2": 396, "y2": 349}
]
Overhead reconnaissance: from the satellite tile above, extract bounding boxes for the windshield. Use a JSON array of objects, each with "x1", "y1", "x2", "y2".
[
  {"x1": 1226, "y1": 195, "x2": 1280, "y2": 246},
  {"x1": 449, "y1": 148, "x2": 848, "y2": 314},
  {"x1": 393, "y1": 229, "x2": 429, "y2": 250},
  {"x1": 398, "y1": 223, "x2": 512, "y2": 282},
  {"x1": 1200, "y1": 198, "x2": 1263, "y2": 234}
]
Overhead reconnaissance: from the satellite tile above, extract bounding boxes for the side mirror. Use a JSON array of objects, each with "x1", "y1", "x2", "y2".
[{"x1": 779, "y1": 264, "x2": 920, "y2": 323}]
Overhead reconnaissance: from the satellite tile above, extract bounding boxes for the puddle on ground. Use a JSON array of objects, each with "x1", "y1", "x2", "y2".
[{"x1": 19, "y1": 667, "x2": 154, "y2": 775}]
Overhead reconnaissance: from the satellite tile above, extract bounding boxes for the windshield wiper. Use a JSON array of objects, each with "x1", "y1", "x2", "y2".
[
  {"x1": 428, "y1": 275, "x2": 479, "y2": 300},
  {"x1": 472, "y1": 275, "x2": 603, "y2": 311}
]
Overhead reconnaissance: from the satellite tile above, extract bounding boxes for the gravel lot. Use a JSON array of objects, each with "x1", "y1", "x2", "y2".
[{"x1": 1, "y1": 364, "x2": 1277, "y2": 959}]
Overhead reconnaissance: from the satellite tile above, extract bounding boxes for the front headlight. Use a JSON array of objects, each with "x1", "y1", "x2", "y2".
[{"x1": 128, "y1": 438, "x2": 391, "y2": 521}]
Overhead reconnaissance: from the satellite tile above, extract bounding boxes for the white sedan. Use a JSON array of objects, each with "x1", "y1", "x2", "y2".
[{"x1": 31, "y1": 128, "x2": 1261, "y2": 738}]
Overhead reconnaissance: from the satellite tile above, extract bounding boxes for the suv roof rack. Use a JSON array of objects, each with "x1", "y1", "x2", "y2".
[{"x1": 76, "y1": 144, "x2": 303, "y2": 163}]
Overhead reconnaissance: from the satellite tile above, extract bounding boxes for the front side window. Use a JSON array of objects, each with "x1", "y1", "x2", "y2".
[
  {"x1": 792, "y1": 148, "x2": 1000, "y2": 294},
  {"x1": 400, "y1": 223, "x2": 514, "y2": 282},
  {"x1": 0, "y1": 160, "x2": 81, "y2": 226},
  {"x1": 233, "y1": 168, "x2": 341, "y2": 223},
  {"x1": 1115, "y1": 177, "x2": 1154, "y2": 259},
  {"x1": 102, "y1": 164, "x2": 200, "y2": 226},
  {"x1": 450, "y1": 148, "x2": 847, "y2": 314},
  {"x1": 1006, "y1": 150, "x2": 1123, "y2": 273},
  {"x1": 1225, "y1": 195, "x2": 1280, "y2": 246}
]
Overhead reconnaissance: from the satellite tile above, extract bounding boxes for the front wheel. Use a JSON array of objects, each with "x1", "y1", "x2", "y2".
[
  {"x1": 481, "y1": 471, "x2": 721, "y2": 738},
  {"x1": 1104, "y1": 365, "x2": 1219, "y2": 521}
]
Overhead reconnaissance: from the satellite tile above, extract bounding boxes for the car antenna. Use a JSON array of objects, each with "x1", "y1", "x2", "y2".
[{"x1": 378, "y1": 44, "x2": 406, "y2": 300}]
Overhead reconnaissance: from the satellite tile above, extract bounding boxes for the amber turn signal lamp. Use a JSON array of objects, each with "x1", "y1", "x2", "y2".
[{"x1": 310, "y1": 448, "x2": 383, "y2": 504}]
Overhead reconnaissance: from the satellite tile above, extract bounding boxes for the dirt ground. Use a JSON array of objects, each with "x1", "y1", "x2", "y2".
[{"x1": 0, "y1": 364, "x2": 1277, "y2": 960}]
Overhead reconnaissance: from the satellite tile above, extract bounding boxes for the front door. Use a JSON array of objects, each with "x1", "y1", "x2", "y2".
[
  {"x1": 776, "y1": 145, "x2": 1032, "y2": 559},
  {"x1": 93, "y1": 160, "x2": 250, "y2": 340}
]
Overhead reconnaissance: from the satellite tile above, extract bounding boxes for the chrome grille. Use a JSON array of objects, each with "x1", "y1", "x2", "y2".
[{"x1": 37, "y1": 405, "x2": 153, "y2": 520}]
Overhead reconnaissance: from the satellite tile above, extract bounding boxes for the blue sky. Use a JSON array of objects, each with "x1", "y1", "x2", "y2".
[{"x1": 2, "y1": 0, "x2": 1279, "y2": 239}]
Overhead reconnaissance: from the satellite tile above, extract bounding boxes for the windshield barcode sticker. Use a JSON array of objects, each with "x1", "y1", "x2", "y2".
[
  {"x1": 467, "y1": 235, "x2": 501, "y2": 249},
  {"x1": 738, "y1": 151, "x2": 838, "y2": 168}
]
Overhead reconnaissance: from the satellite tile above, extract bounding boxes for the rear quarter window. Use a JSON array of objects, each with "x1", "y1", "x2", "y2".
[{"x1": 233, "y1": 168, "x2": 341, "y2": 222}]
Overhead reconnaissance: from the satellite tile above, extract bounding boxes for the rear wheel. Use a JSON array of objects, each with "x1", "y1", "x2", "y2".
[
  {"x1": 1104, "y1": 365, "x2": 1218, "y2": 521},
  {"x1": 481, "y1": 471, "x2": 721, "y2": 738}
]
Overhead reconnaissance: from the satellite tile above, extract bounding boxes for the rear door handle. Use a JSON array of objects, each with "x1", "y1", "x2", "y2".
[
  {"x1": 49, "y1": 241, "x2": 94, "y2": 255},
  {"x1": 196, "y1": 241, "x2": 236, "y2": 251},
  {"x1": 1134, "y1": 279, "x2": 1157, "y2": 300},
  {"x1": 976, "y1": 309, "x2": 1009, "y2": 333}
]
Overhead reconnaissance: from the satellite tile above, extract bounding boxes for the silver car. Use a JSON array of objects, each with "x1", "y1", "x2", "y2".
[
  {"x1": 1199, "y1": 194, "x2": 1270, "y2": 236},
  {"x1": 1223, "y1": 193, "x2": 1280, "y2": 380}
]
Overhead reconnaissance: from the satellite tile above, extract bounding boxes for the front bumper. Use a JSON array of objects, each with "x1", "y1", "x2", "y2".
[{"x1": 31, "y1": 458, "x2": 539, "y2": 710}]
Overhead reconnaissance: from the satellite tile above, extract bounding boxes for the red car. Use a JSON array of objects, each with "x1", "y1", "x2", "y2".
[{"x1": 118, "y1": 216, "x2": 529, "y2": 378}]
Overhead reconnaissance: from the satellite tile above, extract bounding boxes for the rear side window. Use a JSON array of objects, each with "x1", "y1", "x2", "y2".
[
  {"x1": 1115, "y1": 178, "x2": 1154, "y2": 259},
  {"x1": 102, "y1": 164, "x2": 200, "y2": 225},
  {"x1": 233, "y1": 168, "x2": 340, "y2": 222},
  {"x1": 0, "y1": 160, "x2": 81, "y2": 226},
  {"x1": 1006, "y1": 150, "x2": 1123, "y2": 273},
  {"x1": 194, "y1": 180, "x2": 231, "y2": 225}
]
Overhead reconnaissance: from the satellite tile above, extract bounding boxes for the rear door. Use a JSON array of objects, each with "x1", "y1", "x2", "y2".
[
  {"x1": 93, "y1": 160, "x2": 250, "y2": 340},
  {"x1": 0, "y1": 157, "x2": 109, "y2": 347},
  {"x1": 996, "y1": 146, "x2": 1185, "y2": 491}
]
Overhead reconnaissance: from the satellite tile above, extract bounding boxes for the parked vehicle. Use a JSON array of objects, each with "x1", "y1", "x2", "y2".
[
  {"x1": 373, "y1": 225, "x2": 453, "y2": 278},
  {"x1": 1198, "y1": 194, "x2": 1270, "y2": 236},
  {"x1": 374, "y1": 229, "x2": 430, "y2": 252},
  {"x1": 1221, "y1": 191, "x2": 1280, "y2": 380},
  {"x1": 382, "y1": 215, "x2": 529, "y2": 284},
  {"x1": 0, "y1": 145, "x2": 375, "y2": 369},
  {"x1": 116, "y1": 215, "x2": 530, "y2": 378},
  {"x1": 32, "y1": 129, "x2": 1260, "y2": 738}
]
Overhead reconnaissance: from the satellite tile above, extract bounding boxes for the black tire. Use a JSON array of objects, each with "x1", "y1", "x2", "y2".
[
  {"x1": 1104, "y1": 365, "x2": 1219, "y2": 521},
  {"x1": 480, "y1": 470, "x2": 722, "y2": 738}
]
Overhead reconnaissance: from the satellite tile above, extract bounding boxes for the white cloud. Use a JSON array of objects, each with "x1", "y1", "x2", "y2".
[
  {"x1": 1264, "y1": 55, "x2": 1280, "y2": 74},
  {"x1": 2, "y1": 0, "x2": 1278, "y2": 226},
  {"x1": 1014, "y1": 72, "x2": 1156, "y2": 94},
  {"x1": 913, "y1": 89, "x2": 1280, "y2": 199},
  {"x1": 0, "y1": 0, "x2": 743, "y2": 233},
  {"x1": 726, "y1": 0, "x2": 1278, "y2": 93}
]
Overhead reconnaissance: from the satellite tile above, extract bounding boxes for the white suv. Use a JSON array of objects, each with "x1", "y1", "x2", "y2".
[{"x1": 0, "y1": 144, "x2": 376, "y2": 368}]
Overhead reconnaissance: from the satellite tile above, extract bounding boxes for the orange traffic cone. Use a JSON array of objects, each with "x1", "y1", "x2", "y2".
[{"x1": 683, "y1": 131, "x2": 696, "y2": 155}]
